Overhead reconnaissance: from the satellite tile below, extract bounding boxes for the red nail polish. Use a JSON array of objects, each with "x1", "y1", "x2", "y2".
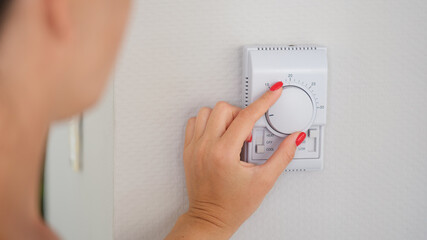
[
  {"x1": 247, "y1": 134, "x2": 252, "y2": 142},
  {"x1": 295, "y1": 132, "x2": 306, "y2": 146},
  {"x1": 270, "y1": 81, "x2": 283, "y2": 91}
]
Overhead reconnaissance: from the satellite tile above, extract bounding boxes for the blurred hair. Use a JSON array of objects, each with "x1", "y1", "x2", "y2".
[{"x1": 0, "y1": 0, "x2": 11, "y2": 26}]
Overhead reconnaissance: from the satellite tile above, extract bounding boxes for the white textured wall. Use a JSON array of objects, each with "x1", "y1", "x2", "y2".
[{"x1": 114, "y1": 0, "x2": 427, "y2": 239}]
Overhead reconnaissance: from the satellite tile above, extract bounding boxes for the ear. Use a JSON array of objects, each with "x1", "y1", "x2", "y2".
[{"x1": 43, "y1": 0, "x2": 72, "y2": 40}]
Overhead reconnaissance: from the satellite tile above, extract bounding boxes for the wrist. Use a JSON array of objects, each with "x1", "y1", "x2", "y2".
[
  {"x1": 165, "y1": 211, "x2": 234, "y2": 240},
  {"x1": 184, "y1": 210, "x2": 233, "y2": 237}
]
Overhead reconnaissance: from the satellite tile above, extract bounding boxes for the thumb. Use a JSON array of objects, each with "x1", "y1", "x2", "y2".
[{"x1": 258, "y1": 132, "x2": 306, "y2": 180}]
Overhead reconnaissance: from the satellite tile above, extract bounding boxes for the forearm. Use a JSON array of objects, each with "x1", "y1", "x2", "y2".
[{"x1": 165, "y1": 212, "x2": 233, "y2": 240}]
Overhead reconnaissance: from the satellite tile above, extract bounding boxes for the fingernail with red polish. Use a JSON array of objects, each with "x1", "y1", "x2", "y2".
[
  {"x1": 295, "y1": 132, "x2": 306, "y2": 146},
  {"x1": 247, "y1": 134, "x2": 252, "y2": 142},
  {"x1": 270, "y1": 81, "x2": 283, "y2": 91}
]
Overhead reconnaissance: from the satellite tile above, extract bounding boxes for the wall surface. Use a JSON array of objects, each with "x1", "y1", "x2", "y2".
[
  {"x1": 45, "y1": 83, "x2": 114, "y2": 240},
  {"x1": 113, "y1": 0, "x2": 427, "y2": 239}
]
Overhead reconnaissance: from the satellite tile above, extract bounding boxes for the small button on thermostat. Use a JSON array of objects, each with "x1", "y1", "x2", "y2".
[
  {"x1": 306, "y1": 137, "x2": 316, "y2": 152},
  {"x1": 255, "y1": 145, "x2": 265, "y2": 154},
  {"x1": 308, "y1": 128, "x2": 318, "y2": 138}
]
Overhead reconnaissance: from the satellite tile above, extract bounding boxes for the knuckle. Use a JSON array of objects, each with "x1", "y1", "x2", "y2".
[
  {"x1": 215, "y1": 101, "x2": 230, "y2": 110},
  {"x1": 198, "y1": 107, "x2": 212, "y2": 115},
  {"x1": 187, "y1": 117, "x2": 196, "y2": 124},
  {"x1": 238, "y1": 108, "x2": 255, "y2": 122}
]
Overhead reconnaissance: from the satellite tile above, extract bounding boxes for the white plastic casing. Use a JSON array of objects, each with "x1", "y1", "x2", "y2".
[
  {"x1": 69, "y1": 116, "x2": 83, "y2": 172},
  {"x1": 242, "y1": 45, "x2": 327, "y2": 171}
]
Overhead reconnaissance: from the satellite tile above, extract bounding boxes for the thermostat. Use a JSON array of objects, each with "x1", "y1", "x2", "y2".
[{"x1": 242, "y1": 45, "x2": 328, "y2": 171}]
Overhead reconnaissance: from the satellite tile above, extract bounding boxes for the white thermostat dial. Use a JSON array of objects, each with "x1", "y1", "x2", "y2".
[
  {"x1": 242, "y1": 45, "x2": 328, "y2": 172},
  {"x1": 266, "y1": 85, "x2": 316, "y2": 137}
]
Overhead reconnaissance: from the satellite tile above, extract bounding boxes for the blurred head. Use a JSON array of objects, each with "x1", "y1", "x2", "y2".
[{"x1": 0, "y1": 0, "x2": 131, "y2": 120}]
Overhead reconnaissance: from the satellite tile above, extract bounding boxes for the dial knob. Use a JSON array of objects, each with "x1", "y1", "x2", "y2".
[{"x1": 266, "y1": 85, "x2": 315, "y2": 136}]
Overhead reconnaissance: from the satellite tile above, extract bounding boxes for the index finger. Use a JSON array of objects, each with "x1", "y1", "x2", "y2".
[{"x1": 221, "y1": 81, "x2": 283, "y2": 150}]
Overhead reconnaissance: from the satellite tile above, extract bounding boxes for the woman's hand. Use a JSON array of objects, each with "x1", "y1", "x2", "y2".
[{"x1": 166, "y1": 82, "x2": 306, "y2": 240}]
